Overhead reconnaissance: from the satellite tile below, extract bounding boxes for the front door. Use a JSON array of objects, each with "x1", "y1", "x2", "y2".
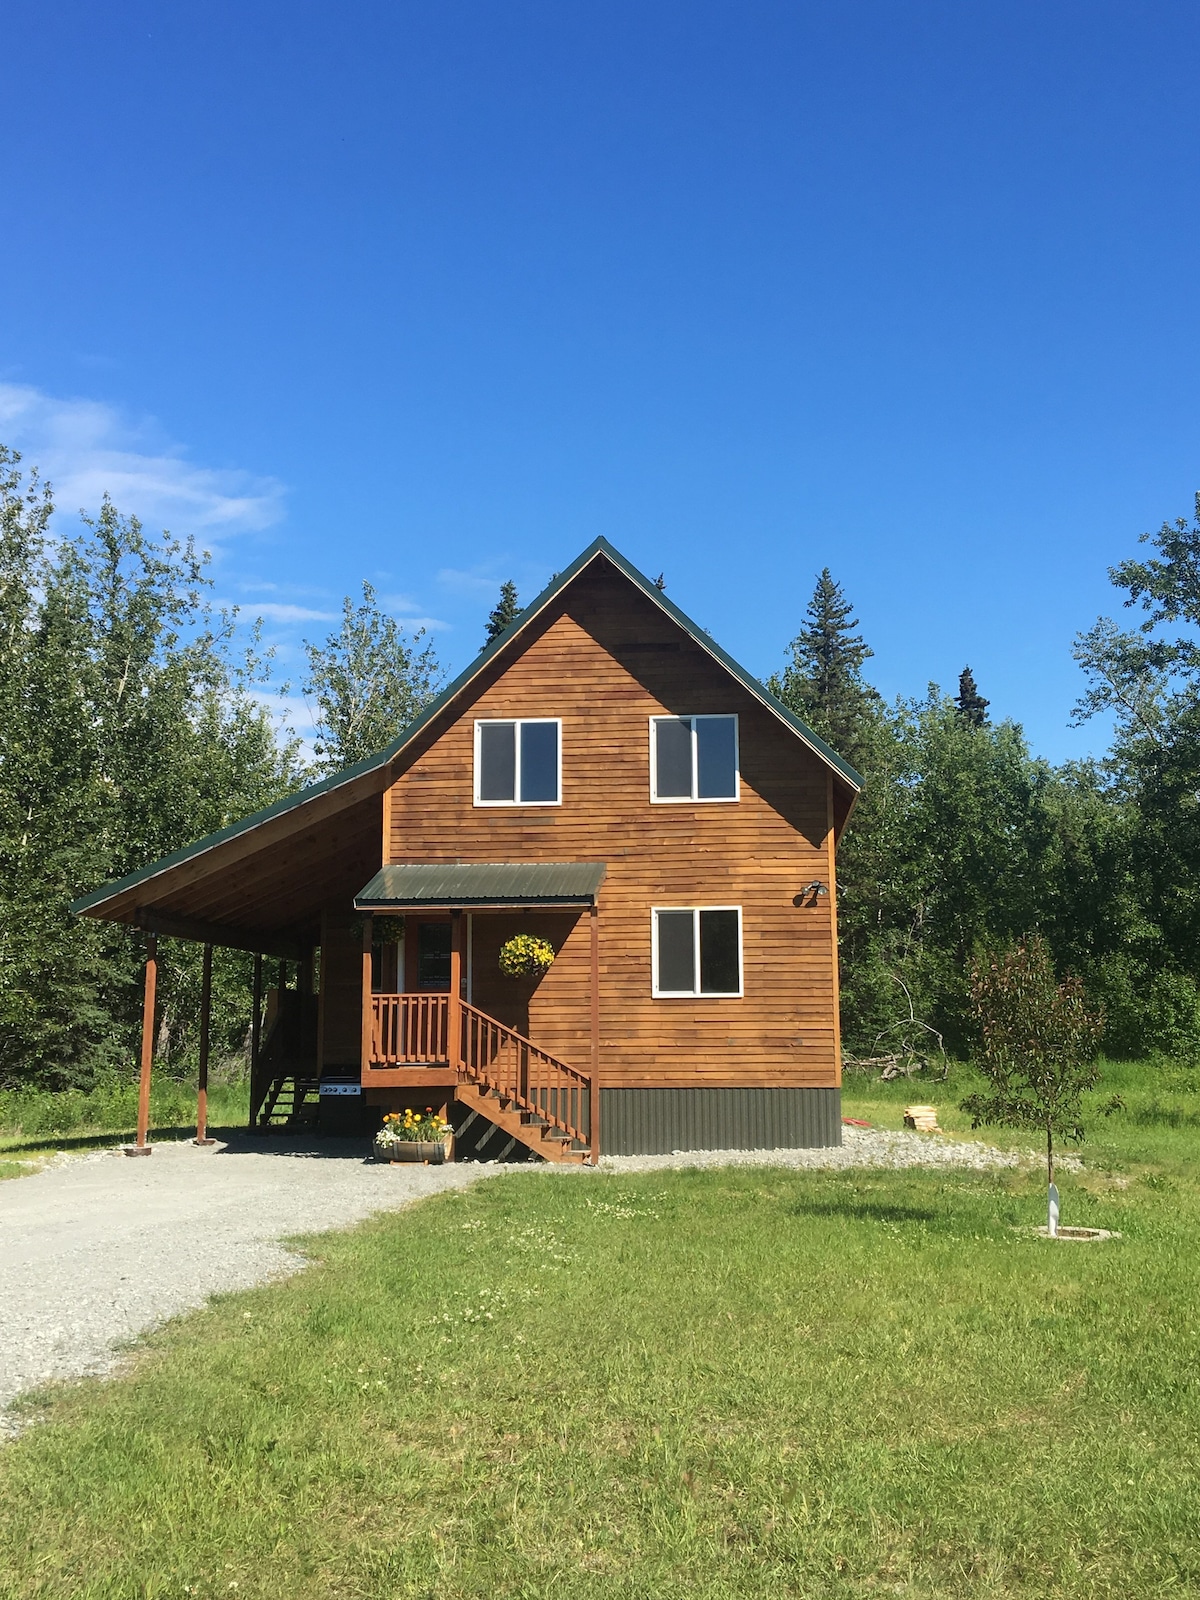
[{"x1": 414, "y1": 921, "x2": 452, "y2": 991}]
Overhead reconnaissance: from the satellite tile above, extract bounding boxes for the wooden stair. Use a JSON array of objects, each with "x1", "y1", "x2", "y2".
[
  {"x1": 456, "y1": 1081, "x2": 590, "y2": 1164},
  {"x1": 366, "y1": 994, "x2": 595, "y2": 1163},
  {"x1": 257, "y1": 1070, "x2": 320, "y2": 1131},
  {"x1": 251, "y1": 984, "x2": 319, "y2": 1132}
]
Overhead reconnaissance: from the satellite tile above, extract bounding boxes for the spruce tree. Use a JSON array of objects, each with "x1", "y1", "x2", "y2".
[
  {"x1": 484, "y1": 580, "x2": 521, "y2": 646},
  {"x1": 768, "y1": 568, "x2": 881, "y2": 768},
  {"x1": 955, "y1": 665, "x2": 990, "y2": 727}
]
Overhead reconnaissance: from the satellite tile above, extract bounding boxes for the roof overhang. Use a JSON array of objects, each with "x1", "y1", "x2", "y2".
[{"x1": 355, "y1": 861, "x2": 607, "y2": 911}]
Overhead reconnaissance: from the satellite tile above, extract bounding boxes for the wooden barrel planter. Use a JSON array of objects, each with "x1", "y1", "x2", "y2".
[{"x1": 377, "y1": 1134, "x2": 454, "y2": 1165}]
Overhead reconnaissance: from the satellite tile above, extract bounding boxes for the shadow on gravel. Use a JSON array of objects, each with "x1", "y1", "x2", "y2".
[
  {"x1": 1, "y1": 1127, "x2": 379, "y2": 1161},
  {"x1": 0, "y1": 1126, "x2": 204, "y2": 1155},
  {"x1": 212, "y1": 1131, "x2": 376, "y2": 1162}
]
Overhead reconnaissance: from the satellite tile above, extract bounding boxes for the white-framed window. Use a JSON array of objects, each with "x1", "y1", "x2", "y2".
[
  {"x1": 649, "y1": 714, "x2": 739, "y2": 802},
  {"x1": 651, "y1": 906, "x2": 743, "y2": 997},
  {"x1": 474, "y1": 718, "x2": 562, "y2": 805}
]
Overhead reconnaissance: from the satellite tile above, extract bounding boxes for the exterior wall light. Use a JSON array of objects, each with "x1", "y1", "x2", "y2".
[{"x1": 793, "y1": 881, "x2": 829, "y2": 905}]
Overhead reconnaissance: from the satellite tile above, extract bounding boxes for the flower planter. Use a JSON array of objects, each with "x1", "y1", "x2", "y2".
[{"x1": 376, "y1": 1135, "x2": 454, "y2": 1165}]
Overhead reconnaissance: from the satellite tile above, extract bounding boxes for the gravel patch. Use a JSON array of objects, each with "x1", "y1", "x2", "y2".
[
  {"x1": 0, "y1": 1134, "x2": 486, "y2": 1435},
  {"x1": 597, "y1": 1124, "x2": 1082, "y2": 1174}
]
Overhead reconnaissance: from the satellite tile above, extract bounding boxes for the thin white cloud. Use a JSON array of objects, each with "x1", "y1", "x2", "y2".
[
  {"x1": 437, "y1": 562, "x2": 549, "y2": 604},
  {"x1": 380, "y1": 590, "x2": 424, "y2": 613},
  {"x1": 0, "y1": 382, "x2": 285, "y2": 543},
  {"x1": 236, "y1": 601, "x2": 337, "y2": 624},
  {"x1": 379, "y1": 593, "x2": 451, "y2": 631},
  {"x1": 437, "y1": 565, "x2": 506, "y2": 596},
  {"x1": 396, "y1": 615, "x2": 452, "y2": 633},
  {"x1": 253, "y1": 688, "x2": 314, "y2": 737}
]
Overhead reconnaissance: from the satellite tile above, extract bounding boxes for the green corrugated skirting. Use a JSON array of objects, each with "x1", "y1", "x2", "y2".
[{"x1": 599, "y1": 1086, "x2": 842, "y2": 1156}]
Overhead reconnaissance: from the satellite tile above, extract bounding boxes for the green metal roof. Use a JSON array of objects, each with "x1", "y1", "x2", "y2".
[
  {"x1": 355, "y1": 861, "x2": 607, "y2": 909},
  {"x1": 72, "y1": 536, "x2": 862, "y2": 919}
]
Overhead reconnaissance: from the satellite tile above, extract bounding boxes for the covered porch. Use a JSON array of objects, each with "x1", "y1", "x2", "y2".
[{"x1": 354, "y1": 862, "x2": 605, "y2": 1164}]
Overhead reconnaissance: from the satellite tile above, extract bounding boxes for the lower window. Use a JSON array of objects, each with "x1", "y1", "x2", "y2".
[{"x1": 652, "y1": 907, "x2": 742, "y2": 997}]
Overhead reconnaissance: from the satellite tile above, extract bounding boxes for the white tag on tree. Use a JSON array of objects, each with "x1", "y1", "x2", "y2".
[{"x1": 1048, "y1": 1182, "x2": 1060, "y2": 1237}]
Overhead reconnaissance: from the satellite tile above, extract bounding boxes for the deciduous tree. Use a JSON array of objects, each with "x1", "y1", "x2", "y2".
[
  {"x1": 303, "y1": 583, "x2": 443, "y2": 772},
  {"x1": 0, "y1": 452, "x2": 303, "y2": 1088},
  {"x1": 961, "y1": 937, "x2": 1104, "y2": 1188}
]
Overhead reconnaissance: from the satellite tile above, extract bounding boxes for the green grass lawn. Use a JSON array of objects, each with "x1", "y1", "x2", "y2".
[
  {"x1": 0, "y1": 1070, "x2": 1197, "y2": 1598},
  {"x1": 0, "y1": 1078, "x2": 250, "y2": 1162}
]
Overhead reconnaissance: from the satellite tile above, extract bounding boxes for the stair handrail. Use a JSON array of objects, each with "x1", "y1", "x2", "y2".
[{"x1": 459, "y1": 1000, "x2": 592, "y2": 1152}]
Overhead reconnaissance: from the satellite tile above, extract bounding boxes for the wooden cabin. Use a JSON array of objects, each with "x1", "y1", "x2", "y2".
[{"x1": 72, "y1": 539, "x2": 862, "y2": 1162}]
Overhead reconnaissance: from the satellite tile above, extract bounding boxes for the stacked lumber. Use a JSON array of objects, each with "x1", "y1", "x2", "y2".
[{"x1": 902, "y1": 1105, "x2": 940, "y2": 1132}]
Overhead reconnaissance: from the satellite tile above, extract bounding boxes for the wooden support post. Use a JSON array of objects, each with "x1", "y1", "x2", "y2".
[
  {"x1": 589, "y1": 902, "x2": 600, "y2": 1165},
  {"x1": 300, "y1": 947, "x2": 313, "y2": 1036},
  {"x1": 316, "y1": 912, "x2": 329, "y2": 1077},
  {"x1": 129, "y1": 934, "x2": 157, "y2": 1155},
  {"x1": 449, "y1": 910, "x2": 464, "y2": 1071},
  {"x1": 195, "y1": 943, "x2": 216, "y2": 1145},
  {"x1": 249, "y1": 953, "x2": 263, "y2": 1130},
  {"x1": 361, "y1": 913, "x2": 374, "y2": 1077}
]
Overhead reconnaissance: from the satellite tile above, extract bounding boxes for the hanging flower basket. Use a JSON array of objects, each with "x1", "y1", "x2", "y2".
[{"x1": 498, "y1": 934, "x2": 556, "y2": 979}]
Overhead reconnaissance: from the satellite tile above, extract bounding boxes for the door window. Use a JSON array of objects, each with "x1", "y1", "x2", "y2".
[{"x1": 416, "y1": 922, "x2": 452, "y2": 990}]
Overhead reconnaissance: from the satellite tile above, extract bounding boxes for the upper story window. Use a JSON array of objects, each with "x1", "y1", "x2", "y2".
[
  {"x1": 650, "y1": 714, "x2": 739, "y2": 802},
  {"x1": 474, "y1": 718, "x2": 561, "y2": 806}
]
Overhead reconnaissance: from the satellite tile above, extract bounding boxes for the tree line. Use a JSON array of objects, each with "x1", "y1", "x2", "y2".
[
  {"x1": 2, "y1": 438, "x2": 1198, "y2": 1089},
  {"x1": 771, "y1": 498, "x2": 1200, "y2": 1060}
]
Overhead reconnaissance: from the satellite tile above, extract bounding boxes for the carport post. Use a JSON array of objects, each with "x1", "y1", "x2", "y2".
[
  {"x1": 129, "y1": 934, "x2": 157, "y2": 1155},
  {"x1": 195, "y1": 943, "x2": 216, "y2": 1145},
  {"x1": 248, "y1": 954, "x2": 263, "y2": 1130}
]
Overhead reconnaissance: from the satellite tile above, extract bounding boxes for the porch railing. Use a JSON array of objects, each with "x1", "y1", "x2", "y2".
[
  {"x1": 370, "y1": 992, "x2": 449, "y2": 1064},
  {"x1": 365, "y1": 992, "x2": 594, "y2": 1157}
]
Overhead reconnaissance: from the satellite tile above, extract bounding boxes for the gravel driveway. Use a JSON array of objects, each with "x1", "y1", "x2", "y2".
[
  {"x1": 0, "y1": 1135, "x2": 484, "y2": 1434},
  {"x1": 0, "y1": 1124, "x2": 1040, "y2": 1435}
]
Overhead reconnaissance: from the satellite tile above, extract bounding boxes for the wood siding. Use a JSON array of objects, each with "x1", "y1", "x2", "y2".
[
  {"x1": 318, "y1": 909, "x2": 366, "y2": 1071},
  {"x1": 382, "y1": 563, "x2": 842, "y2": 1091}
]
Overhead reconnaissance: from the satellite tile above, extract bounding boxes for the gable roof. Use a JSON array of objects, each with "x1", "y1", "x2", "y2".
[{"x1": 72, "y1": 537, "x2": 862, "y2": 918}]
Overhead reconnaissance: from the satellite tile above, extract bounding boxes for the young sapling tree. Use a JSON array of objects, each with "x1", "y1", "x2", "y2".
[{"x1": 961, "y1": 937, "x2": 1104, "y2": 1234}]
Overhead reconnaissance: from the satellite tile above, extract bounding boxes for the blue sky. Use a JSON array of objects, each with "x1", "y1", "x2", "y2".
[{"x1": 2, "y1": 1, "x2": 1199, "y2": 758}]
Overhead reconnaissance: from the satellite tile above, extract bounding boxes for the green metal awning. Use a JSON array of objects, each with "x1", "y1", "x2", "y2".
[{"x1": 354, "y1": 861, "x2": 607, "y2": 910}]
